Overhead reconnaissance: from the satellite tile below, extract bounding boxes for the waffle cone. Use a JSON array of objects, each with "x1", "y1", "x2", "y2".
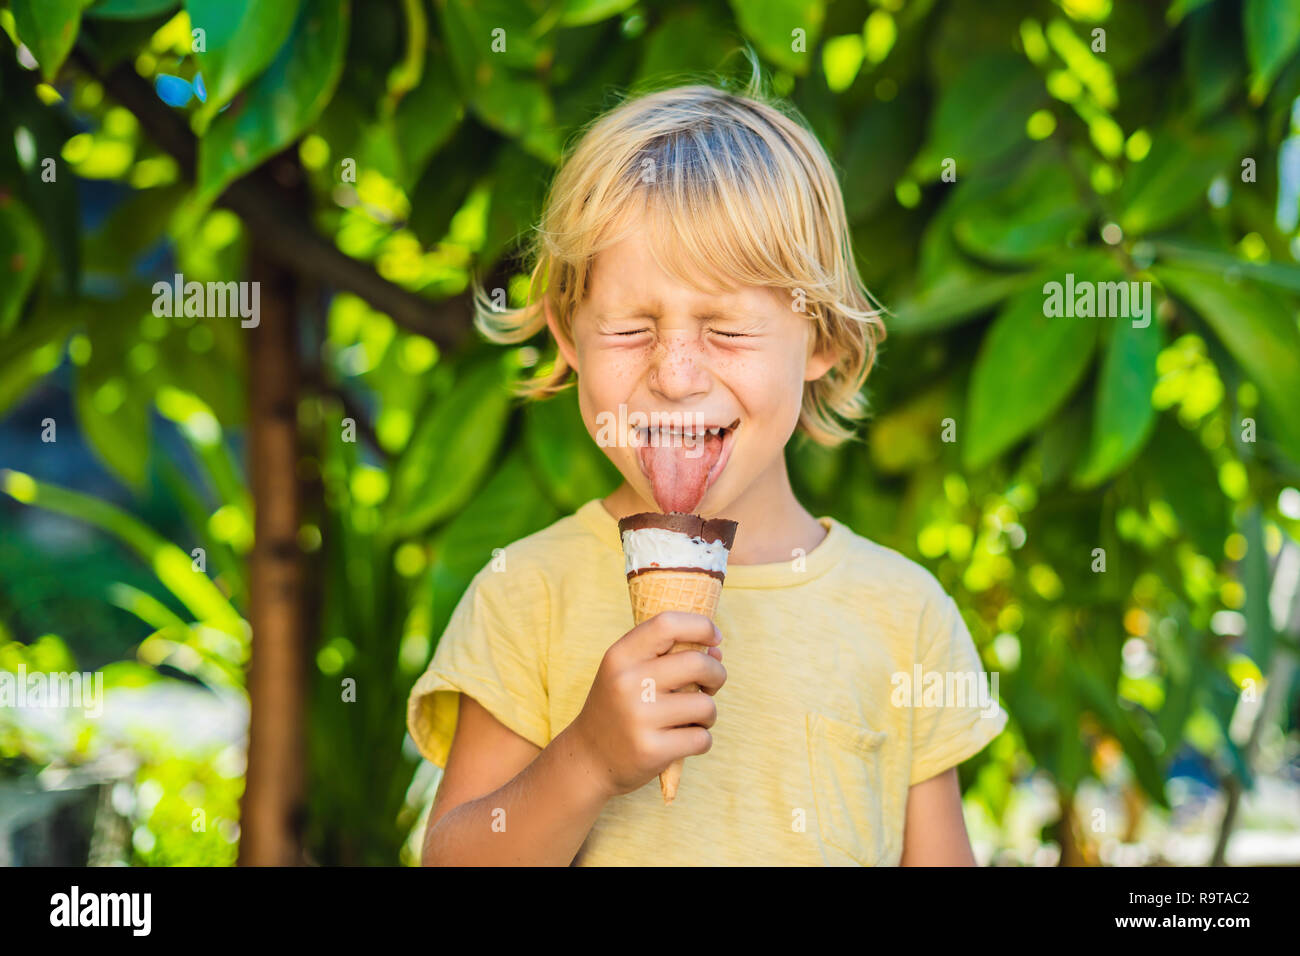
[{"x1": 626, "y1": 569, "x2": 722, "y2": 804}]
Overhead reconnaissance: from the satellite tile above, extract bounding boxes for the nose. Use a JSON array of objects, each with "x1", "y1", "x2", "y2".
[{"x1": 647, "y1": 330, "x2": 711, "y2": 402}]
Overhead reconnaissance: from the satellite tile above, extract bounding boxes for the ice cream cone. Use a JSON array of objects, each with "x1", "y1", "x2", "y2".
[
  {"x1": 618, "y1": 512, "x2": 738, "y2": 805},
  {"x1": 627, "y1": 569, "x2": 722, "y2": 803}
]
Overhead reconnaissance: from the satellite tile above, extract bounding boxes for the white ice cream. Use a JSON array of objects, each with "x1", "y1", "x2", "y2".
[{"x1": 621, "y1": 527, "x2": 730, "y2": 576}]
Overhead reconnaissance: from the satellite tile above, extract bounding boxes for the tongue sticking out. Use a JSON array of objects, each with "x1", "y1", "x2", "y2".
[{"x1": 639, "y1": 432, "x2": 723, "y2": 513}]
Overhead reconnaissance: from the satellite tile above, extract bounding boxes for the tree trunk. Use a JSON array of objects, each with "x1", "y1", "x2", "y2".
[
  {"x1": 1056, "y1": 792, "x2": 1088, "y2": 866},
  {"x1": 238, "y1": 248, "x2": 307, "y2": 866}
]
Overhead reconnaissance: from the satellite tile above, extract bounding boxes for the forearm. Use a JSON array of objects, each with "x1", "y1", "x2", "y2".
[
  {"x1": 422, "y1": 727, "x2": 610, "y2": 866},
  {"x1": 899, "y1": 768, "x2": 977, "y2": 865}
]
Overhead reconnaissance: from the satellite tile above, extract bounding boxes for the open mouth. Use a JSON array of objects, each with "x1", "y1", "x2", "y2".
[{"x1": 632, "y1": 418, "x2": 740, "y2": 513}]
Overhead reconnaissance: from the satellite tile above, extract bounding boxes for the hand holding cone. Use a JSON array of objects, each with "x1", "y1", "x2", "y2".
[{"x1": 618, "y1": 512, "x2": 737, "y2": 804}]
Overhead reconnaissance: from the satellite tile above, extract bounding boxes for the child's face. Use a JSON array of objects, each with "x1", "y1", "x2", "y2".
[{"x1": 547, "y1": 219, "x2": 836, "y2": 516}]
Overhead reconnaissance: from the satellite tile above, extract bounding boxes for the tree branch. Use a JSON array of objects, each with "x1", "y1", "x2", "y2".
[{"x1": 72, "y1": 48, "x2": 513, "y2": 353}]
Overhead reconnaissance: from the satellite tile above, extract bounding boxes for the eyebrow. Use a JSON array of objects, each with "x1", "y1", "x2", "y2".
[{"x1": 596, "y1": 305, "x2": 748, "y2": 323}]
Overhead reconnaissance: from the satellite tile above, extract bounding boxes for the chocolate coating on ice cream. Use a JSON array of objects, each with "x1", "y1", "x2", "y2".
[
  {"x1": 617, "y1": 512, "x2": 739, "y2": 550},
  {"x1": 626, "y1": 565, "x2": 726, "y2": 581}
]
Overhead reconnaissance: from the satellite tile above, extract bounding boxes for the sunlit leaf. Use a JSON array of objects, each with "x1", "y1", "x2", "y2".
[
  {"x1": 429, "y1": 449, "x2": 558, "y2": 639},
  {"x1": 964, "y1": 252, "x2": 1120, "y2": 469},
  {"x1": 1115, "y1": 115, "x2": 1253, "y2": 235},
  {"x1": 729, "y1": 0, "x2": 823, "y2": 75},
  {"x1": 523, "y1": 388, "x2": 620, "y2": 511},
  {"x1": 1074, "y1": 318, "x2": 1163, "y2": 487},
  {"x1": 910, "y1": 53, "x2": 1045, "y2": 182},
  {"x1": 196, "y1": 0, "x2": 348, "y2": 204},
  {"x1": 188, "y1": 0, "x2": 303, "y2": 121},
  {"x1": 559, "y1": 0, "x2": 637, "y2": 27},
  {"x1": 1244, "y1": 0, "x2": 1300, "y2": 101},
  {"x1": 86, "y1": 0, "x2": 179, "y2": 19},
  {"x1": 384, "y1": 357, "x2": 512, "y2": 538},
  {"x1": 10, "y1": 0, "x2": 90, "y2": 82},
  {"x1": 0, "y1": 471, "x2": 245, "y2": 635},
  {"x1": 1184, "y1": 0, "x2": 1244, "y2": 117},
  {"x1": 1154, "y1": 263, "x2": 1300, "y2": 463},
  {"x1": 952, "y1": 158, "x2": 1089, "y2": 266},
  {"x1": 0, "y1": 193, "x2": 44, "y2": 335},
  {"x1": 636, "y1": 6, "x2": 738, "y2": 83}
]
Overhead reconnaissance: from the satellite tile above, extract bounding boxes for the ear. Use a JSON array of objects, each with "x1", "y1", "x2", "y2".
[
  {"x1": 544, "y1": 297, "x2": 580, "y2": 372},
  {"x1": 803, "y1": 329, "x2": 838, "y2": 383}
]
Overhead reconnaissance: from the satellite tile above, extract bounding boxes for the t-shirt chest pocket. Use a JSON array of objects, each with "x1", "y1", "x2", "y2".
[{"x1": 806, "y1": 711, "x2": 899, "y2": 866}]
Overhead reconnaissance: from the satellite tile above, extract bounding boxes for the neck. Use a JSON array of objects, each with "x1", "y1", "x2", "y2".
[{"x1": 602, "y1": 456, "x2": 827, "y2": 565}]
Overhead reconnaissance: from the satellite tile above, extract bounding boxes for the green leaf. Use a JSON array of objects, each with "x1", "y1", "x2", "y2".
[
  {"x1": 1115, "y1": 115, "x2": 1253, "y2": 235},
  {"x1": 1140, "y1": 415, "x2": 1229, "y2": 557},
  {"x1": 10, "y1": 0, "x2": 91, "y2": 81},
  {"x1": 1241, "y1": 506, "x2": 1274, "y2": 663},
  {"x1": 438, "y1": 0, "x2": 551, "y2": 72},
  {"x1": 559, "y1": 0, "x2": 637, "y2": 27},
  {"x1": 480, "y1": 144, "x2": 552, "y2": 269},
  {"x1": 196, "y1": 0, "x2": 348, "y2": 204},
  {"x1": 1073, "y1": 318, "x2": 1163, "y2": 487},
  {"x1": 0, "y1": 47, "x2": 80, "y2": 293},
  {"x1": 910, "y1": 53, "x2": 1045, "y2": 182},
  {"x1": 1244, "y1": 0, "x2": 1300, "y2": 102},
  {"x1": 952, "y1": 158, "x2": 1090, "y2": 266},
  {"x1": 408, "y1": 124, "x2": 494, "y2": 246},
  {"x1": 964, "y1": 252, "x2": 1119, "y2": 469},
  {"x1": 0, "y1": 311, "x2": 72, "y2": 417},
  {"x1": 1152, "y1": 239, "x2": 1300, "y2": 294},
  {"x1": 1155, "y1": 624, "x2": 1205, "y2": 755},
  {"x1": 1184, "y1": 0, "x2": 1244, "y2": 117},
  {"x1": 383, "y1": 0, "x2": 428, "y2": 113},
  {"x1": 892, "y1": 165, "x2": 1039, "y2": 333},
  {"x1": 637, "y1": 7, "x2": 739, "y2": 83},
  {"x1": 81, "y1": 183, "x2": 185, "y2": 276},
  {"x1": 1073, "y1": 664, "x2": 1169, "y2": 807},
  {"x1": 729, "y1": 0, "x2": 823, "y2": 75},
  {"x1": 429, "y1": 449, "x2": 558, "y2": 639},
  {"x1": 390, "y1": 43, "x2": 463, "y2": 186},
  {"x1": 436, "y1": 0, "x2": 561, "y2": 162},
  {"x1": 86, "y1": 0, "x2": 179, "y2": 20},
  {"x1": 890, "y1": 272, "x2": 1031, "y2": 335},
  {"x1": 790, "y1": 429, "x2": 848, "y2": 493},
  {"x1": 841, "y1": 97, "x2": 914, "y2": 223},
  {"x1": 187, "y1": 0, "x2": 304, "y2": 121},
  {"x1": 1153, "y1": 264, "x2": 1300, "y2": 463},
  {"x1": 523, "y1": 388, "x2": 621, "y2": 511},
  {"x1": 0, "y1": 470, "x2": 245, "y2": 635},
  {"x1": 0, "y1": 193, "x2": 44, "y2": 335},
  {"x1": 385, "y1": 357, "x2": 513, "y2": 539},
  {"x1": 74, "y1": 317, "x2": 152, "y2": 489},
  {"x1": 1035, "y1": 396, "x2": 1090, "y2": 488}
]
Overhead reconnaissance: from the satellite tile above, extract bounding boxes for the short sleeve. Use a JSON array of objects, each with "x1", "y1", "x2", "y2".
[
  {"x1": 405, "y1": 562, "x2": 551, "y2": 767},
  {"x1": 909, "y1": 591, "x2": 1008, "y2": 786}
]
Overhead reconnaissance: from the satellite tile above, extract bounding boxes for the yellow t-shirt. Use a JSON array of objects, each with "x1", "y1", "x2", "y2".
[{"x1": 406, "y1": 499, "x2": 1008, "y2": 866}]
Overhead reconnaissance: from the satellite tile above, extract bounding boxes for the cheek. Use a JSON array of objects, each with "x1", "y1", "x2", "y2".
[{"x1": 718, "y1": 350, "x2": 805, "y2": 419}]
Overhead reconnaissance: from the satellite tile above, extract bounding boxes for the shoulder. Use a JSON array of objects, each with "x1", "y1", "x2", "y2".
[
  {"x1": 833, "y1": 520, "x2": 949, "y2": 605},
  {"x1": 826, "y1": 520, "x2": 956, "y2": 639},
  {"x1": 494, "y1": 508, "x2": 605, "y2": 574},
  {"x1": 463, "y1": 507, "x2": 608, "y2": 599}
]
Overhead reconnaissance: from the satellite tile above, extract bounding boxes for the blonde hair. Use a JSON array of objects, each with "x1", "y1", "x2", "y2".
[{"x1": 474, "y1": 75, "x2": 886, "y2": 446}]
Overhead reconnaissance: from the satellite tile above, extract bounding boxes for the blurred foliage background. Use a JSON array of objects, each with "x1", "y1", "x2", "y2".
[{"x1": 2, "y1": 0, "x2": 1300, "y2": 866}]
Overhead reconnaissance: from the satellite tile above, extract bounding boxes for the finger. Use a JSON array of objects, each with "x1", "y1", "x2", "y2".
[
  {"x1": 655, "y1": 725, "x2": 713, "y2": 761},
  {"x1": 644, "y1": 649, "x2": 726, "y2": 695},
  {"x1": 625, "y1": 611, "x2": 721, "y2": 660},
  {"x1": 652, "y1": 689, "x2": 718, "y2": 730}
]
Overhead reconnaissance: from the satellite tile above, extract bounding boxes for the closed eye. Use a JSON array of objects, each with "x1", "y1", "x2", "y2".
[
  {"x1": 612, "y1": 329, "x2": 650, "y2": 337},
  {"x1": 708, "y1": 329, "x2": 750, "y2": 338}
]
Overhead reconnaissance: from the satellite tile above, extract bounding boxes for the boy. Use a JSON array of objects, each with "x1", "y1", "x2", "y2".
[{"x1": 406, "y1": 82, "x2": 1008, "y2": 865}]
